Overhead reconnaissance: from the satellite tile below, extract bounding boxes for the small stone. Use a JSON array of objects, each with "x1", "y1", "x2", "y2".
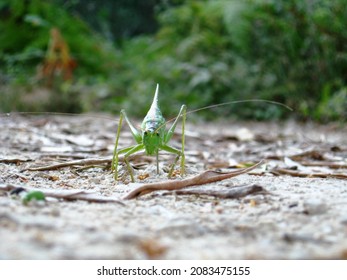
[
  {"x1": 340, "y1": 216, "x2": 347, "y2": 225},
  {"x1": 303, "y1": 199, "x2": 328, "y2": 215}
]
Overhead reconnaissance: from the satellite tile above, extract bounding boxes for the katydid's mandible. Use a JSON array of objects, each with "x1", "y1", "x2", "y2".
[{"x1": 111, "y1": 84, "x2": 186, "y2": 182}]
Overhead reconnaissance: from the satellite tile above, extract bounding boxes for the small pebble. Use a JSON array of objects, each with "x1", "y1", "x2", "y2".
[{"x1": 303, "y1": 199, "x2": 328, "y2": 215}]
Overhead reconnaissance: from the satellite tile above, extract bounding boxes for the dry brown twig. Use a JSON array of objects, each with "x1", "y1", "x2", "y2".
[
  {"x1": 21, "y1": 157, "x2": 112, "y2": 171},
  {"x1": 21, "y1": 153, "x2": 151, "y2": 172},
  {"x1": 0, "y1": 183, "x2": 126, "y2": 206},
  {"x1": 299, "y1": 161, "x2": 347, "y2": 169},
  {"x1": 123, "y1": 160, "x2": 264, "y2": 200},
  {"x1": 272, "y1": 168, "x2": 347, "y2": 179},
  {"x1": 167, "y1": 184, "x2": 266, "y2": 199}
]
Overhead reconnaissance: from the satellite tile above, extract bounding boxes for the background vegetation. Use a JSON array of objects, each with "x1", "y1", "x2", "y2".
[{"x1": 1, "y1": 0, "x2": 346, "y2": 121}]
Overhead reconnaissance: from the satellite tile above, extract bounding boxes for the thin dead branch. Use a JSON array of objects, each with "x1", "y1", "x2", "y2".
[
  {"x1": 0, "y1": 158, "x2": 33, "y2": 163},
  {"x1": 22, "y1": 157, "x2": 113, "y2": 171},
  {"x1": 0, "y1": 183, "x2": 125, "y2": 206},
  {"x1": 167, "y1": 184, "x2": 266, "y2": 199},
  {"x1": 21, "y1": 153, "x2": 149, "y2": 172},
  {"x1": 272, "y1": 168, "x2": 347, "y2": 179},
  {"x1": 283, "y1": 233, "x2": 332, "y2": 245},
  {"x1": 289, "y1": 150, "x2": 326, "y2": 161},
  {"x1": 123, "y1": 160, "x2": 264, "y2": 200},
  {"x1": 299, "y1": 161, "x2": 347, "y2": 169}
]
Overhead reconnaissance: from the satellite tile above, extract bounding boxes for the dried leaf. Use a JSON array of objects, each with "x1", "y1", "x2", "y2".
[
  {"x1": 290, "y1": 150, "x2": 325, "y2": 161},
  {"x1": 38, "y1": 27, "x2": 77, "y2": 85},
  {"x1": 22, "y1": 191, "x2": 46, "y2": 205},
  {"x1": 137, "y1": 173, "x2": 150, "y2": 180},
  {"x1": 284, "y1": 157, "x2": 309, "y2": 171},
  {"x1": 138, "y1": 239, "x2": 167, "y2": 259}
]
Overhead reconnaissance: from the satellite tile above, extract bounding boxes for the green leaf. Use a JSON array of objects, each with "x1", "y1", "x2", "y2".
[{"x1": 22, "y1": 191, "x2": 46, "y2": 205}]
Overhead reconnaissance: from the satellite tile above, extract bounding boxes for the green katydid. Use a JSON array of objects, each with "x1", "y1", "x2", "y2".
[
  {"x1": 111, "y1": 84, "x2": 186, "y2": 182},
  {"x1": 111, "y1": 84, "x2": 292, "y2": 182}
]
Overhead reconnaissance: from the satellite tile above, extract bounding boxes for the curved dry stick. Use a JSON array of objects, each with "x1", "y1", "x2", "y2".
[
  {"x1": 123, "y1": 160, "x2": 264, "y2": 200},
  {"x1": 22, "y1": 157, "x2": 112, "y2": 171}
]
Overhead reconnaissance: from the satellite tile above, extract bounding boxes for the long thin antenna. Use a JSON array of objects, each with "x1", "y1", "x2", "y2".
[
  {"x1": 157, "y1": 99, "x2": 293, "y2": 131},
  {"x1": 186, "y1": 99, "x2": 293, "y2": 116},
  {"x1": 0, "y1": 112, "x2": 117, "y2": 122}
]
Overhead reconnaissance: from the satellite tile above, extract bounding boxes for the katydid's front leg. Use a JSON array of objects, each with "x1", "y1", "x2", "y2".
[
  {"x1": 112, "y1": 109, "x2": 143, "y2": 182},
  {"x1": 122, "y1": 144, "x2": 145, "y2": 182},
  {"x1": 163, "y1": 104, "x2": 187, "y2": 177}
]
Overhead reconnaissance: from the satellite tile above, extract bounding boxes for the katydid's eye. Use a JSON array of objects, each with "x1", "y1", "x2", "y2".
[
  {"x1": 156, "y1": 132, "x2": 159, "y2": 136},
  {"x1": 144, "y1": 131, "x2": 148, "y2": 135}
]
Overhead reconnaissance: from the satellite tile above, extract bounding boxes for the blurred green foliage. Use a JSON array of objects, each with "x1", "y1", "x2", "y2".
[
  {"x1": 1, "y1": 0, "x2": 346, "y2": 121},
  {"x1": 0, "y1": 0, "x2": 119, "y2": 112},
  {"x1": 0, "y1": 0, "x2": 120, "y2": 76},
  {"x1": 53, "y1": 0, "x2": 170, "y2": 42}
]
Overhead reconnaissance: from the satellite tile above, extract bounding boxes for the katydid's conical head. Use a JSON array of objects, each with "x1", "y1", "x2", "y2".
[
  {"x1": 154, "y1": 83, "x2": 159, "y2": 102},
  {"x1": 147, "y1": 83, "x2": 160, "y2": 116},
  {"x1": 142, "y1": 83, "x2": 166, "y2": 132}
]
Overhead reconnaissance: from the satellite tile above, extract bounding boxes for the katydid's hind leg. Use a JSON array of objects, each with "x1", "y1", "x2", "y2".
[
  {"x1": 123, "y1": 144, "x2": 145, "y2": 182},
  {"x1": 112, "y1": 145, "x2": 134, "y2": 181},
  {"x1": 163, "y1": 104, "x2": 186, "y2": 177},
  {"x1": 112, "y1": 109, "x2": 142, "y2": 166},
  {"x1": 111, "y1": 109, "x2": 142, "y2": 181},
  {"x1": 164, "y1": 105, "x2": 187, "y2": 144},
  {"x1": 114, "y1": 144, "x2": 144, "y2": 182},
  {"x1": 156, "y1": 152, "x2": 159, "y2": 174},
  {"x1": 160, "y1": 144, "x2": 183, "y2": 178},
  {"x1": 180, "y1": 105, "x2": 186, "y2": 176},
  {"x1": 120, "y1": 109, "x2": 142, "y2": 144},
  {"x1": 170, "y1": 153, "x2": 182, "y2": 178},
  {"x1": 111, "y1": 112, "x2": 124, "y2": 175}
]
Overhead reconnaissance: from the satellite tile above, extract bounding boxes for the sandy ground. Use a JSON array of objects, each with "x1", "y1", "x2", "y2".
[{"x1": 1, "y1": 114, "x2": 347, "y2": 259}]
